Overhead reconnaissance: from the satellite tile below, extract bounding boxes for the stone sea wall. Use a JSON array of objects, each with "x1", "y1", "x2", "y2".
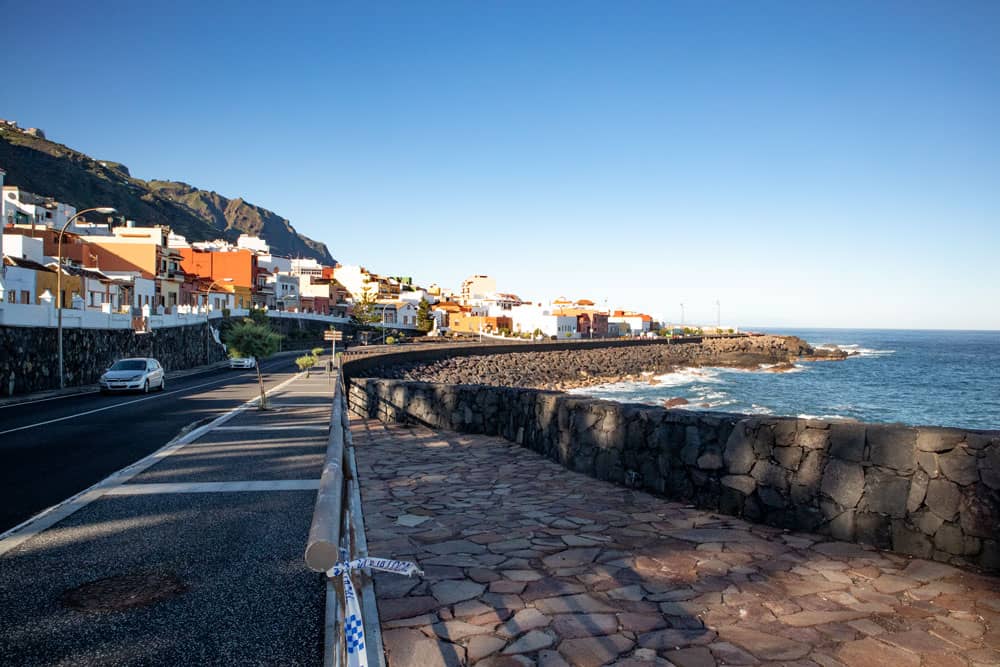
[
  {"x1": 347, "y1": 378, "x2": 1000, "y2": 571},
  {"x1": 0, "y1": 323, "x2": 228, "y2": 395}
]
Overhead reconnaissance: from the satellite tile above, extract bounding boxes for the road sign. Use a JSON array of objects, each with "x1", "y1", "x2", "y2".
[{"x1": 324, "y1": 330, "x2": 343, "y2": 341}]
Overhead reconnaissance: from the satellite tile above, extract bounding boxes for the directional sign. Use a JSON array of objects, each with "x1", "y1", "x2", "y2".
[{"x1": 324, "y1": 330, "x2": 344, "y2": 341}]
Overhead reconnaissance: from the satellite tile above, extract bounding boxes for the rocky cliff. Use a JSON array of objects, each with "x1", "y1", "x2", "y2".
[{"x1": 0, "y1": 125, "x2": 334, "y2": 264}]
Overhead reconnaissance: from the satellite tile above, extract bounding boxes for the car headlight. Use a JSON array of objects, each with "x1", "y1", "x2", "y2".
[{"x1": 128, "y1": 374, "x2": 143, "y2": 381}]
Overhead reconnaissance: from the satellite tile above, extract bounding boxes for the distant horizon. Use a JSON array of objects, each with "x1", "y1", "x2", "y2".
[{"x1": 3, "y1": 1, "x2": 998, "y2": 330}]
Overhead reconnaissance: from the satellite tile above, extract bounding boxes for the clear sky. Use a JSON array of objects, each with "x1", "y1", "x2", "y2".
[{"x1": 4, "y1": 1, "x2": 999, "y2": 329}]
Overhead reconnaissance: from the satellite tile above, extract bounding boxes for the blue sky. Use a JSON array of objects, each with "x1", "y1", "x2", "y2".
[{"x1": 4, "y1": 1, "x2": 999, "y2": 329}]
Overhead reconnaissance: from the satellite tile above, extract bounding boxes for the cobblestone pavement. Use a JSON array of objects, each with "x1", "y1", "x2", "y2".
[{"x1": 352, "y1": 419, "x2": 1000, "y2": 667}]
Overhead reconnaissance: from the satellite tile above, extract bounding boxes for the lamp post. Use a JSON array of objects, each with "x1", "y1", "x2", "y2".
[
  {"x1": 202, "y1": 277, "x2": 233, "y2": 360},
  {"x1": 57, "y1": 207, "x2": 116, "y2": 389}
]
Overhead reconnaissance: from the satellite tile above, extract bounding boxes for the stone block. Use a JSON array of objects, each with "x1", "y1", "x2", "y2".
[
  {"x1": 939, "y1": 448, "x2": 979, "y2": 486},
  {"x1": 721, "y1": 475, "x2": 756, "y2": 495},
  {"x1": 912, "y1": 509, "x2": 944, "y2": 536},
  {"x1": 750, "y1": 461, "x2": 787, "y2": 491},
  {"x1": 907, "y1": 470, "x2": 929, "y2": 513},
  {"x1": 722, "y1": 422, "x2": 755, "y2": 475},
  {"x1": 862, "y1": 468, "x2": 909, "y2": 518},
  {"x1": 685, "y1": 425, "x2": 701, "y2": 449},
  {"x1": 796, "y1": 428, "x2": 830, "y2": 450},
  {"x1": 774, "y1": 446, "x2": 802, "y2": 470},
  {"x1": 829, "y1": 422, "x2": 866, "y2": 461},
  {"x1": 916, "y1": 427, "x2": 964, "y2": 453},
  {"x1": 934, "y1": 522, "x2": 965, "y2": 555},
  {"x1": 979, "y1": 540, "x2": 1000, "y2": 570},
  {"x1": 794, "y1": 449, "x2": 825, "y2": 487},
  {"x1": 867, "y1": 425, "x2": 916, "y2": 474},
  {"x1": 855, "y1": 512, "x2": 892, "y2": 549},
  {"x1": 981, "y1": 446, "x2": 1000, "y2": 490},
  {"x1": 820, "y1": 460, "x2": 865, "y2": 508},
  {"x1": 828, "y1": 509, "x2": 855, "y2": 541},
  {"x1": 959, "y1": 484, "x2": 1000, "y2": 538},
  {"x1": 772, "y1": 419, "x2": 797, "y2": 447},
  {"x1": 892, "y1": 520, "x2": 934, "y2": 558},
  {"x1": 696, "y1": 450, "x2": 724, "y2": 470},
  {"x1": 917, "y1": 451, "x2": 940, "y2": 477},
  {"x1": 758, "y1": 485, "x2": 786, "y2": 508},
  {"x1": 925, "y1": 478, "x2": 961, "y2": 521}
]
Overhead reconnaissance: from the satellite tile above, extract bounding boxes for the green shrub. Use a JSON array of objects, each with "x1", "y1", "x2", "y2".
[
  {"x1": 311, "y1": 347, "x2": 324, "y2": 357},
  {"x1": 385, "y1": 336, "x2": 397, "y2": 345}
]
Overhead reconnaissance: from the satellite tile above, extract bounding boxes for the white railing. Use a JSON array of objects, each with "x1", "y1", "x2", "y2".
[{"x1": 0, "y1": 302, "x2": 356, "y2": 330}]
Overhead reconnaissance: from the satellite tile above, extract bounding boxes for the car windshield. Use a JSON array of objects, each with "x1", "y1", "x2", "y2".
[{"x1": 110, "y1": 360, "x2": 147, "y2": 371}]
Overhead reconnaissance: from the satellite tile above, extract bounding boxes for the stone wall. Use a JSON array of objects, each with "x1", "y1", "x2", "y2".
[
  {"x1": 0, "y1": 323, "x2": 228, "y2": 395},
  {"x1": 347, "y1": 378, "x2": 1000, "y2": 571}
]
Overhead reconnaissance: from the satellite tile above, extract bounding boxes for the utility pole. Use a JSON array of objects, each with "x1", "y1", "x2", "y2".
[
  {"x1": 716, "y1": 299, "x2": 721, "y2": 329},
  {"x1": 680, "y1": 303, "x2": 685, "y2": 329}
]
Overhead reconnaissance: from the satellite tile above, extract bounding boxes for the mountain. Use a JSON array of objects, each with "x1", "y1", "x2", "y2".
[{"x1": 0, "y1": 124, "x2": 335, "y2": 264}]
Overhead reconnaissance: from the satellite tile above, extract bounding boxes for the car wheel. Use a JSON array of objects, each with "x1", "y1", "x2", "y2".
[
  {"x1": 160, "y1": 377, "x2": 166, "y2": 391},
  {"x1": 143, "y1": 380, "x2": 150, "y2": 394}
]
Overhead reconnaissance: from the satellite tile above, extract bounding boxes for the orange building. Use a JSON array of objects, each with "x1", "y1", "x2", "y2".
[{"x1": 178, "y1": 248, "x2": 257, "y2": 309}]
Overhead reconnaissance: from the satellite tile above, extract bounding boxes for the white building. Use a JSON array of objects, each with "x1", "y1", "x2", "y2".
[
  {"x1": 0, "y1": 257, "x2": 43, "y2": 304},
  {"x1": 2, "y1": 233, "x2": 46, "y2": 263},
  {"x1": 268, "y1": 273, "x2": 299, "y2": 310},
  {"x1": 508, "y1": 303, "x2": 579, "y2": 339},
  {"x1": 258, "y1": 253, "x2": 292, "y2": 274},
  {"x1": 290, "y1": 257, "x2": 324, "y2": 277},
  {"x1": 460, "y1": 275, "x2": 496, "y2": 305},
  {"x1": 2, "y1": 186, "x2": 77, "y2": 232},
  {"x1": 236, "y1": 234, "x2": 270, "y2": 253}
]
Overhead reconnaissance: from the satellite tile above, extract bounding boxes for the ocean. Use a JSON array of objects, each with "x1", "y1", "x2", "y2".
[{"x1": 570, "y1": 329, "x2": 1000, "y2": 431}]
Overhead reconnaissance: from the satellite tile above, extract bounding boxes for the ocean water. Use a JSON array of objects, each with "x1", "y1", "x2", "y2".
[{"x1": 570, "y1": 329, "x2": 1000, "y2": 431}]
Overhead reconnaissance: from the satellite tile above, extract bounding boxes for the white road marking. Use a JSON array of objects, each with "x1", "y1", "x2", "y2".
[
  {"x1": 212, "y1": 425, "x2": 329, "y2": 432},
  {"x1": 0, "y1": 372, "x2": 306, "y2": 558},
  {"x1": 105, "y1": 480, "x2": 321, "y2": 494},
  {"x1": 0, "y1": 365, "x2": 279, "y2": 436}
]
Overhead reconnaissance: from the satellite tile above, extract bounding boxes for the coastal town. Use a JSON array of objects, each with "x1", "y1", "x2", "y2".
[{"x1": 0, "y1": 160, "x2": 731, "y2": 344}]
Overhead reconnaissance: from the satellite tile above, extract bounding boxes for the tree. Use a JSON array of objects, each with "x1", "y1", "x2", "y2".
[
  {"x1": 225, "y1": 320, "x2": 282, "y2": 409},
  {"x1": 296, "y1": 354, "x2": 318, "y2": 377},
  {"x1": 416, "y1": 298, "x2": 434, "y2": 332},
  {"x1": 351, "y1": 292, "x2": 380, "y2": 329}
]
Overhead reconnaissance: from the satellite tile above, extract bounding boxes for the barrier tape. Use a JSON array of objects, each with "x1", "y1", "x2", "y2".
[{"x1": 328, "y1": 549, "x2": 423, "y2": 667}]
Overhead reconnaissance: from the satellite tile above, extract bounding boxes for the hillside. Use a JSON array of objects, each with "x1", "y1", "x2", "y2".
[{"x1": 0, "y1": 125, "x2": 335, "y2": 264}]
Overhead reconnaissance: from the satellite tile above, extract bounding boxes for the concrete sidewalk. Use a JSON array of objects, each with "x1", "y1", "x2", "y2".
[
  {"x1": 353, "y1": 419, "x2": 1000, "y2": 667},
  {"x1": 0, "y1": 372, "x2": 337, "y2": 666}
]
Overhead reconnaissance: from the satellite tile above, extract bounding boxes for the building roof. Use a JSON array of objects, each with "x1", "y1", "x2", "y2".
[{"x1": 3, "y1": 255, "x2": 54, "y2": 272}]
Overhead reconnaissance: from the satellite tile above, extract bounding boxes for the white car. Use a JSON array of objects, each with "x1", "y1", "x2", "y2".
[
  {"x1": 100, "y1": 358, "x2": 166, "y2": 394},
  {"x1": 229, "y1": 356, "x2": 257, "y2": 369}
]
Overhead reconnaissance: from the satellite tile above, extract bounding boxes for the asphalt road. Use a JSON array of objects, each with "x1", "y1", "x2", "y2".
[{"x1": 0, "y1": 356, "x2": 302, "y2": 533}]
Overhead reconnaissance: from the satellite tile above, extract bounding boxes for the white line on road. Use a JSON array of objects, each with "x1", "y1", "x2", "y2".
[
  {"x1": 0, "y1": 372, "x2": 306, "y2": 558},
  {"x1": 105, "y1": 480, "x2": 321, "y2": 494},
  {"x1": 212, "y1": 425, "x2": 329, "y2": 432},
  {"x1": 0, "y1": 365, "x2": 280, "y2": 436}
]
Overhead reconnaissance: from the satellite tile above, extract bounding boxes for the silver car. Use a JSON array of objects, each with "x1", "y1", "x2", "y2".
[{"x1": 99, "y1": 358, "x2": 166, "y2": 394}]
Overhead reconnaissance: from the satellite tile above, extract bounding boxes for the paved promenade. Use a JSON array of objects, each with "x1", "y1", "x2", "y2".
[
  {"x1": 353, "y1": 419, "x2": 1000, "y2": 667},
  {"x1": 0, "y1": 372, "x2": 335, "y2": 666}
]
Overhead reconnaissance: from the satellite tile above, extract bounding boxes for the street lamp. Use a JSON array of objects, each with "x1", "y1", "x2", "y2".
[
  {"x1": 202, "y1": 278, "x2": 233, "y2": 361},
  {"x1": 57, "y1": 207, "x2": 116, "y2": 389}
]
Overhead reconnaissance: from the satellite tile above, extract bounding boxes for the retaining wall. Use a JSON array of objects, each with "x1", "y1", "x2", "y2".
[
  {"x1": 0, "y1": 323, "x2": 227, "y2": 395},
  {"x1": 347, "y1": 378, "x2": 1000, "y2": 571}
]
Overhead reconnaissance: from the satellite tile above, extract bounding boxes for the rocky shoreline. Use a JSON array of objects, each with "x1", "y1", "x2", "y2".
[{"x1": 364, "y1": 335, "x2": 846, "y2": 391}]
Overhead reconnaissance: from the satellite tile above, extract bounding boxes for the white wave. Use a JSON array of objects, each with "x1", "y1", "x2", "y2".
[
  {"x1": 797, "y1": 413, "x2": 855, "y2": 421},
  {"x1": 652, "y1": 367, "x2": 723, "y2": 386},
  {"x1": 815, "y1": 342, "x2": 894, "y2": 357},
  {"x1": 749, "y1": 404, "x2": 774, "y2": 415}
]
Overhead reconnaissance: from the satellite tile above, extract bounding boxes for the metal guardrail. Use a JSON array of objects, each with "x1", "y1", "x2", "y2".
[{"x1": 306, "y1": 364, "x2": 385, "y2": 667}]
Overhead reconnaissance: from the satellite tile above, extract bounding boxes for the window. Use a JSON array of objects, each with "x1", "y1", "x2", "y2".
[{"x1": 20, "y1": 290, "x2": 30, "y2": 304}]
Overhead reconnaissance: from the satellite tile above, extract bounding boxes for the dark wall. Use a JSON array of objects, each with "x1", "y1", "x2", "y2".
[{"x1": 0, "y1": 323, "x2": 227, "y2": 395}]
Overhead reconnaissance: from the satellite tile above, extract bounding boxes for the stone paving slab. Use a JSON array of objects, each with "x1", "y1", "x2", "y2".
[{"x1": 352, "y1": 419, "x2": 1000, "y2": 667}]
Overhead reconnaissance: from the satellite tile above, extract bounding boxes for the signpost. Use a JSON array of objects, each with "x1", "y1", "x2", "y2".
[{"x1": 324, "y1": 329, "x2": 343, "y2": 375}]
